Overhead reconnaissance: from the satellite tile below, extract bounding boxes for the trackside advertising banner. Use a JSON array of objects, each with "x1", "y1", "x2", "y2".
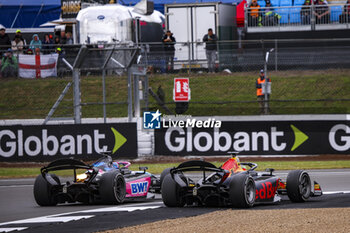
[
  {"x1": 0, "y1": 123, "x2": 137, "y2": 162},
  {"x1": 155, "y1": 120, "x2": 350, "y2": 155}
]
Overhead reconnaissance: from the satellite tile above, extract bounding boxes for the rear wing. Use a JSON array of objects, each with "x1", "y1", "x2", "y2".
[
  {"x1": 173, "y1": 160, "x2": 224, "y2": 173},
  {"x1": 170, "y1": 160, "x2": 228, "y2": 188},
  {"x1": 41, "y1": 158, "x2": 91, "y2": 174},
  {"x1": 41, "y1": 158, "x2": 95, "y2": 184}
]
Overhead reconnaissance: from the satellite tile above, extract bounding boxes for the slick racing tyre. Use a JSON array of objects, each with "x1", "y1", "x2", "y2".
[
  {"x1": 33, "y1": 174, "x2": 59, "y2": 206},
  {"x1": 160, "y1": 168, "x2": 172, "y2": 186},
  {"x1": 229, "y1": 174, "x2": 256, "y2": 208},
  {"x1": 99, "y1": 171, "x2": 126, "y2": 204},
  {"x1": 287, "y1": 170, "x2": 311, "y2": 202},
  {"x1": 162, "y1": 174, "x2": 185, "y2": 207}
]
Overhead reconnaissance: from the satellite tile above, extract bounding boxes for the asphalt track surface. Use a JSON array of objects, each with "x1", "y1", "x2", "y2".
[{"x1": 0, "y1": 169, "x2": 349, "y2": 233}]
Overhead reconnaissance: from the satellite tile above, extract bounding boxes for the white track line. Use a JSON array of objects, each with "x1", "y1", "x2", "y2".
[
  {"x1": 0, "y1": 216, "x2": 94, "y2": 226},
  {"x1": 323, "y1": 191, "x2": 350, "y2": 195},
  {"x1": 0, "y1": 227, "x2": 28, "y2": 232},
  {"x1": 0, "y1": 185, "x2": 33, "y2": 188},
  {"x1": 79, "y1": 205, "x2": 161, "y2": 213},
  {"x1": 0, "y1": 202, "x2": 163, "y2": 228}
]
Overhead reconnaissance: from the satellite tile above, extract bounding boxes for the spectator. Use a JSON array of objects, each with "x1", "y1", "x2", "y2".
[
  {"x1": 26, "y1": 49, "x2": 34, "y2": 55},
  {"x1": 203, "y1": 28, "x2": 218, "y2": 73},
  {"x1": 11, "y1": 35, "x2": 24, "y2": 55},
  {"x1": 248, "y1": 0, "x2": 261, "y2": 27},
  {"x1": 262, "y1": 0, "x2": 281, "y2": 26},
  {"x1": 54, "y1": 37, "x2": 62, "y2": 53},
  {"x1": 301, "y1": 0, "x2": 312, "y2": 24},
  {"x1": 339, "y1": 0, "x2": 350, "y2": 23},
  {"x1": 256, "y1": 69, "x2": 271, "y2": 114},
  {"x1": 29, "y1": 34, "x2": 42, "y2": 50},
  {"x1": 0, "y1": 27, "x2": 11, "y2": 55},
  {"x1": 314, "y1": 0, "x2": 330, "y2": 24},
  {"x1": 60, "y1": 31, "x2": 67, "y2": 44},
  {"x1": 1, "y1": 49, "x2": 18, "y2": 78},
  {"x1": 54, "y1": 36, "x2": 61, "y2": 46},
  {"x1": 56, "y1": 47, "x2": 66, "y2": 78},
  {"x1": 66, "y1": 32, "x2": 73, "y2": 44},
  {"x1": 162, "y1": 30, "x2": 176, "y2": 73},
  {"x1": 15, "y1": 29, "x2": 27, "y2": 45},
  {"x1": 42, "y1": 34, "x2": 53, "y2": 54}
]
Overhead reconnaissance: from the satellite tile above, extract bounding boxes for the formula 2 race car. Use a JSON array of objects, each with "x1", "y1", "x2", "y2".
[
  {"x1": 161, "y1": 155, "x2": 322, "y2": 208},
  {"x1": 33, "y1": 155, "x2": 161, "y2": 206}
]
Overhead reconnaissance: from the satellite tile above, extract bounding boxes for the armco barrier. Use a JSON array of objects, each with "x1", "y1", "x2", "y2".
[
  {"x1": 0, "y1": 123, "x2": 137, "y2": 162},
  {"x1": 155, "y1": 119, "x2": 350, "y2": 155}
]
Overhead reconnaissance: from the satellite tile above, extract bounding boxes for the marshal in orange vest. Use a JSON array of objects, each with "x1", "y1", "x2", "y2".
[{"x1": 256, "y1": 76, "x2": 271, "y2": 97}]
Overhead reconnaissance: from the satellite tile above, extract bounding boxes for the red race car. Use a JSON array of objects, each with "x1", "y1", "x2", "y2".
[{"x1": 161, "y1": 154, "x2": 322, "y2": 208}]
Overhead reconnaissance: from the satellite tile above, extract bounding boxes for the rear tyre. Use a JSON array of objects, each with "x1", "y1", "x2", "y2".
[
  {"x1": 33, "y1": 174, "x2": 58, "y2": 206},
  {"x1": 229, "y1": 174, "x2": 256, "y2": 208},
  {"x1": 99, "y1": 171, "x2": 126, "y2": 204},
  {"x1": 287, "y1": 170, "x2": 311, "y2": 202},
  {"x1": 161, "y1": 174, "x2": 184, "y2": 207},
  {"x1": 160, "y1": 168, "x2": 172, "y2": 186}
]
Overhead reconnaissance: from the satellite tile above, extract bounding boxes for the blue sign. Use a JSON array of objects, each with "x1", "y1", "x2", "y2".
[
  {"x1": 143, "y1": 110, "x2": 161, "y2": 129},
  {"x1": 97, "y1": 15, "x2": 105, "y2": 20}
]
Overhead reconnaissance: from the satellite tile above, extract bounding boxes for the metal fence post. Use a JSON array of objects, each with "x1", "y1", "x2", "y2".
[
  {"x1": 188, "y1": 42, "x2": 191, "y2": 73},
  {"x1": 102, "y1": 69, "x2": 107, "y2": 123},
  {"x1": 144, "y1": 74, "x2": 149, "y2": 111},
  {"x1": 127, "y1": 68, "x2": 133, "y2": 122},
  {"x1": 244, "y1": 3, "x2": 248, "y2": 31},
  {"x1": 311, "y1": 4, "x2": 315, "y2": 31},
  {"x1": 264, "y1": 50, "x2": 273, "y2": 115},
  {"x1": 261, "y1": 39, "x2": 265, "y2": 63},
  {"x1": 264, "y1": 52, "x2": 268, "y2": 115},
  {"x1": 275, "y1": 39, "x2": 278, "y2": 71},
  {"x1": 73, "y1": 68, "x2": 81, "y2": 124},
  {"x1": 134, "y1": 75, "x2": 140, "y2": 118}
]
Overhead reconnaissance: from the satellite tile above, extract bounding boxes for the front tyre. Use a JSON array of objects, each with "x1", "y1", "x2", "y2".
[
  {"x1": 99, "y1": 171, "x2": 126, "y2": 204},
  {"x1": 33, "y1": 174, "x2": 58, "y2": 206},
  {"x1": 229, "y1": 174, "x2": 256, "y2": 208},
  {"x1": 161, "y1": 174, "x2": 184, "y2": 207},
  {"x1": 287, "y1": 170, "x2": 311, "y2": 202}
]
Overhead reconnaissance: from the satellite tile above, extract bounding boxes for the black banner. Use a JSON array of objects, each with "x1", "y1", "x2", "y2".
[
  {"x1": 155, "y1": 120, "x2": 350, "y2": 155},
  {"x1": 0, "y1": 123, "x2": 137, "y2": 162},
  {"x1": 61, "y1": 0, "x2": 81, "y2": 19}
]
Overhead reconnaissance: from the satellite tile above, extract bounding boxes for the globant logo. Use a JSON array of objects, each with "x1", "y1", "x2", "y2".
[
  {"x1": 0, "y1": 129, "x2": 108, "y2": 158},
  {"x1": 143, "y1": 109, "x2": 222, "y2": 129},
  {"x1": 0, "y1": 127, "x2": 127, "y2": 158}
]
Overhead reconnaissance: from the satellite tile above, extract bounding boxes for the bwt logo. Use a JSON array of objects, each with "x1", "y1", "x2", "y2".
[
  {"x1": 143, "y1": 110, "x2": 161, "y2": 129},
  {"x1": 131, "y1": 181, "x2": 149, "y2": 194}
]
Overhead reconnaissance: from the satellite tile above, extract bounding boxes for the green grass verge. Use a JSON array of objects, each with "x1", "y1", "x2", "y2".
[
  {"x1": 1, "y1": 70, "x2": 350, "y2": 119},
  {"x1": 132, "y1": 160, "x2": 350, "y2": 173},
  {"x1": 1, "y1": 160, "x2": 350, "y2": 178}
]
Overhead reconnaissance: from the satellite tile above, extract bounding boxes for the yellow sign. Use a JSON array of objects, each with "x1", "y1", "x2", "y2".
[
  {"x1": 182, "y1": 64, "x2": 202, "y2": 68},
  {"x1": 61, "y1": 0, "x2": 81, "y2": 18}
]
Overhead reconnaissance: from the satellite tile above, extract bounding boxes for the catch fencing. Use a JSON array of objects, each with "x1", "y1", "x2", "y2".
[
  {"x1": 136, "y1": 39, "x2": 350, "y2": 72},
  {"x1": 4, "y1": 38, "x2": 350, "y2": 74},
  {"x1": 0, "y1": 44, "x2": 139, "y2": 121},
  {"x1": 0, "y1": 39, "x2": 350, "y2": 118}
]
